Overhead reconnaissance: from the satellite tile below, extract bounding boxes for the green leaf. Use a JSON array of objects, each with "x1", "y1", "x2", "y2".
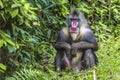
[
  {"x1": 5, "y1": 39, "x2": 15, "y2": 46},
  {"x1": 0, "y1": 0, "x2": 3, "y2": 8},
  {"x1": 22, "y1": 50, "x2": 31, "y2": 58},
  {"x1": 25, "y1": 19, "x2": 32, "y2": 28},
  {"x1": 0, "y1": 40, "x2": 4, "y2": 48},
  {"x1": 0, "y1": 63, "x2": 7, "y2": 73},
  {"x1": 18, "y1": 15, "x2": 24, "y2": 25},
  {"x1": 11, "y1": 4, "x2": 22, "y2": 8},
  {"x1": 15, "y1": 42, "x2": 20, "y2": 49},
  {"x1": 24, "y1": 3, "x2": 30, "y2": 10},
  {"x1": 36, "y1": 3, "x2": 41, "y2": 8},
  {"x1": 7, "y1": 45, "x2": 15, "y2": 53},
  {"x1": 28, "y1": 37, "x2": 36, "y2": 42},
  {"x1": 10, "y1": 9, "x2": 19, "y2": 18},
  {"x1": 0, "y1": 30, "x2": 10, "y2": 38},
  {"x1": 59, "y1": 0, "x2": 68, "y2": 5}
]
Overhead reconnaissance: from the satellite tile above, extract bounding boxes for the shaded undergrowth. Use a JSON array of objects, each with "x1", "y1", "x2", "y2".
[{"x1": 4, "y1": 38, "x2": 120, "y2": 80}]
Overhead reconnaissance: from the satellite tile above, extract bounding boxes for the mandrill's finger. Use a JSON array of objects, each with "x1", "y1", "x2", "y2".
[
  {"x1": 71, "y1": 49, "x2": 77, "y2": 57},
  {"x1": 71, "y1": 43, "x2": 78, "y2": 49}
]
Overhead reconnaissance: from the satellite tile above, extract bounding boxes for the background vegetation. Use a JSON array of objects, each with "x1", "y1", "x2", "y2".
[{"x1": 0, "y1": 0, "x2": 120, "y2": 80}]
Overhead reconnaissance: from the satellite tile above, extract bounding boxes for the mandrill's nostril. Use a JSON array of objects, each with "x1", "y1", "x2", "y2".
[
  {"x1": 71, "y1": 27, "x2": 76, "y2": 31},
  {"x1": 71, "y1": 27, "x2": 77, "y2": 33}
]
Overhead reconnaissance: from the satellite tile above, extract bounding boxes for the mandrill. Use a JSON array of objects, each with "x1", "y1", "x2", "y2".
[{"x1": 54, "y1": 9, "x2": 98, "y2": 72}]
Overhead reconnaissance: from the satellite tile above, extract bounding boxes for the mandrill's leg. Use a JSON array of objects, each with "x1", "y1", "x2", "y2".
[
  {"x1": 55, "y1": 49, "x2": 71, "y2": 71},
  {"x1": 81, "y1": 49, "x2": 98, "y2": 70},
  {"x1": 71, "y1": 50, "x2": 83, "y2": 72},
  {"x1": 54, "y1": 50, "x2": 64, "y2": 71}
]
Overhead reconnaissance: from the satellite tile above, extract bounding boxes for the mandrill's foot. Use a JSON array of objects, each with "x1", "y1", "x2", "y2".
[
  {"x1": 56, "y1": 67, "x2": 61, "y2": 72},
  {"x1": 72, "y1": 67, "x2": 81, "y2": 72}
]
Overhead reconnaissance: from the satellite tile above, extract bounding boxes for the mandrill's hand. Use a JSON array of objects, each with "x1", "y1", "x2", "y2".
[
  {"x1": 61, "y1": 42, "x2": 71, "y2": 50},
  {"x1": 71, "y1": 43, "x2": 78, "y2": 57},
  {"x1": 71, "y1": 43, "x2": 78, "y2": 49},
  {"x1": 65, "y1": 43, "x2": 71, "y2": 49}
]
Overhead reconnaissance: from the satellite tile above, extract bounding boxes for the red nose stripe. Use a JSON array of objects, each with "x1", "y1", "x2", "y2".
[
  {"x1": 73, "y1": 20, "x2": 77, "y2": 27},
  {"x1": 71, "y1": 20, "x2": 77, "y2": 33}
]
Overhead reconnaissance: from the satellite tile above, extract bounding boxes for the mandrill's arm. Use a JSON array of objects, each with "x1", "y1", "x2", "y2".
[
  {"x1": 54, "y1": 42, "x2": 71, "y2": 50},
  {"x1": 71, "y1": 41, "x2": 98, "y2": 51},
  {"x1": 54, "y1": 30, "x2": 71, "y2": 50},
  {"x1": 71, "y1": 30, "x2": 98, "y2": 51}
]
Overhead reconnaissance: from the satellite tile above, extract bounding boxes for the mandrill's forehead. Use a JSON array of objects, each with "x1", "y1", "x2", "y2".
[{"x1": 69, "y1": 15, "x2": 80, "y2": 20}]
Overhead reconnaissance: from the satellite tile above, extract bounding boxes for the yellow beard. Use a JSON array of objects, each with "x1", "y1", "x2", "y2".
[{"x1": 70, "y1": 33, "x2": 79, "y2": 41}]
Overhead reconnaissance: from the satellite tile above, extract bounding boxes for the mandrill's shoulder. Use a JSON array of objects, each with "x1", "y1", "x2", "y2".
[
  {"x1": 80, "y1": 27, "x2": 96, "y2": 43},
  {"x1": 61, "y1": 27, "x2": 69, "y2": 37},
  {"x1": 56, "y1": 27, "x2": 69, "y2": 42}
]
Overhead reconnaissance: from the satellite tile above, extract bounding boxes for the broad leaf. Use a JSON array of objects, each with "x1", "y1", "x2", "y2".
[
  {"x1": 0, "y1": 40, "x2": 4, "y2": 48},
  {"x1": 11, "y1": 4, "x2": 22, "y2": 8},
  {"x1": 7, "y1": 45, "x2": 15, "y2": 53},
  {"x1": 59, "y1": 0, "x2": 68, "y2": 5},
  {"x1": 0, "y1": 63, "x2": 7, "y2": 71},
  {"x1": 10, "y1": 9, "x2": 19, "y2": 18},
  {"x1": 6, "y1": 39, "x2": 15, "y2": 46},
  {"x1": 24, "y1": 3, "x2": 30, "y2": 10},
  {"x1": 0, "y1": 0, "x2": 3, "y2": 8}
]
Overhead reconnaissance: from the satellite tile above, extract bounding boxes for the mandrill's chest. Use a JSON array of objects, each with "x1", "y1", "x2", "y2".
[
  {"x1": 70, "y1": 33, "x2": 80, "y2": 41},
  {"x1": 62, "y1": 27, "x2": 82, "y2": 44},
  {"x1": 65, "y1": 32, "x2": 82, "y2": 44}
]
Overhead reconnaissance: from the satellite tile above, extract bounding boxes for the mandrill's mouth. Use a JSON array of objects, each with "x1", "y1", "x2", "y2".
[
  {"x1": 71, "y1": 27, "x2": 76, "y2": 32},
  {"x1": 70, "y1": 27, "x2": 79, "y2": 33}
]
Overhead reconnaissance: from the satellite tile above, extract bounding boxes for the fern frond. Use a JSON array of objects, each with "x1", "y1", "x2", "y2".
[{"x1": 5, "y1": 69, "x2": 44, "y2": 80}]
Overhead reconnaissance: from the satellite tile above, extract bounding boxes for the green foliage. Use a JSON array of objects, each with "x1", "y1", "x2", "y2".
[
  {"x1": 0, "y1": 0, "x2": 120, "y2": 79},
  {"x1": 5, "y1": 69, "x2": 43, "y2": 80},
  {"x1": 96, "y1": 38, "x2": 120, "y2": 79},
  {"x1": 0, "y1": 0, "x2": 38, "y2": 53},
  {"x1": 0, "y1": 63, "x2": 7, "y2": 74},
  {"x1": 4, "y1": 38, "x2": 120, "y2": 80}
]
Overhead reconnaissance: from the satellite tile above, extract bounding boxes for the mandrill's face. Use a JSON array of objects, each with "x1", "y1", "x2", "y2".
[
  {"x1": 69, "y1": 19, "x2": 80, "y2": 34},
  {"x1": 69, "y1": 18, "x2": 80, "y2": 41}
]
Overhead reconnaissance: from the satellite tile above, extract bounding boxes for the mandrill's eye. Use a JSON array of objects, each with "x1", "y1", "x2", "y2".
[
  {"x1": 70, "y1": 19, "x2": 74, "y2": 21},
  {"x1": 77, "y1": 19, "x2": 80, "y2": 21},
  {"x1": 76, "y1": 19, "x2": 80, "y2": 22}
]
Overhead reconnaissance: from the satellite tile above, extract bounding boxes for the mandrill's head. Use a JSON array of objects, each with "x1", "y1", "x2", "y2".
[
  {"x1": 67, "y1": 9, "x2": 88, "y2": 40},
  {"x1": 68, "y1": 9, "x2": 80, "y2": 33}
]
